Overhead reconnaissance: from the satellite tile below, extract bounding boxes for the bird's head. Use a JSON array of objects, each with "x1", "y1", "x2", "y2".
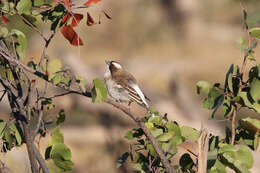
[{"x1": 105, "y1": 60, "x2": 122, "y2": 73}]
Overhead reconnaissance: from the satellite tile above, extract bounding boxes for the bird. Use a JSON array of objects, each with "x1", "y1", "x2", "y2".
[{"x1": 104, "y1": 60, "x2": 154, "y2": 116}]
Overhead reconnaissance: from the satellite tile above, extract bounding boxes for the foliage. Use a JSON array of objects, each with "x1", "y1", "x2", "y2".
[
  {"x1": 0, "y1": 0, "x2": 106, "y2": 173},
  {"x1": 117, "y1": 6, "x2": 260, "y2": 173},
  {"x1": 0, "y1": 1, "x2": 259, "y2": 173}
]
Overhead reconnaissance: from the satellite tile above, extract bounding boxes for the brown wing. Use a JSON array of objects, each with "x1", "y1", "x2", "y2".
[{"x1": 112, "y1": 70, "x2": 149, "y2": 106}]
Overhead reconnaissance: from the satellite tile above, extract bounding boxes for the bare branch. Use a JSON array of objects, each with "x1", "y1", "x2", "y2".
[
  {"x1": 32, "y1": 143, "x2": 50, "y2": 173},
  {"x1": 198, "y1": 129, "x2": 209, "y2": 173},
  {"x1": 0, "y1": 39, "x2": 174, "y2": 173},
  {"x1": 18, "y1": 14, "x2": 47, "y2": 42},
  {"x1": 105, "y1": 98, "x2": 174, "y2": 173}
]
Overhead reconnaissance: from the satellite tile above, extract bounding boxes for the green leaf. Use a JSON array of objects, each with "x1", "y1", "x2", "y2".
[
  {"x1": 61, "y1": 77, "x2": 71, "y2": 88},
  {"x1": 0, "y1": 27, "x2": 8, "y2": 37},
  {"x1": 56, "y1": 109, "x2": 65, "y2": 125},
  {"x1": 223, "y1": 99, "x2": 234, "y2": 118},
  {"x1": 245, "y1": 41, "x2": 258, "y2": 58},
  {"x1": 208, "y1": 160, "x2": 226, "y2": 173},
  {"x1": 249, "y1": 27, "x2": 260, "y2": 39},
  {"x1": 157, "y1": 132, "x2": 173, "y2": 142},
  {"x1": 9, "y1": 123, "x2": 22, "y2": 145},
  {"x1": 116, "y1": 152, "x2": 129, "y2": 168},
  {"x1": 241, "y1": 117, "x2": 260, "y2": 132},
  {"x1": 165, "y1": 135, "x2": 182, "y2": 155},
  {"x1": 250, "y1": 78, "x2": 260, "y2": 101},
  {"x1": 0, "y1": 121, "x2": 7, "y2": 138},
  {"x1": 227, "y1": 73, "x2": 233, "y2": 93},
  {"x1": 202, "y1": 87, "x2": 223, "y2": 110},
  {"x1": 16, "y1": 0, "x2": 32, "y2": 14},
  {"x1": 51, "y1": 73, "x2": 63, "y2": 85},
  {"x1": 238, "y1": 91, "x2": 260, "y2": 113},
  {"x1": 218, "y1": 143, "x2": 236, "y2": 153},
  {"x1": 33, "y1": 0, "x2": 44, "y2": 6},
  {"x1": 124, "y1": 130, "x2": 134, "y2": 140},
  {"x1": 76, "y1": 75, "x2": 87, "y2": 92},
  {"x1": 50, "y1": 143, "x2": 74, "y2": 171},
  {"x1": 181, "y1": 126, "x2": 200, "y2": 141},
  {"x1": 91, "y1": 78, "x2": 108, "y2": 103},
  {"x1": 221, "y1": 152, "x2": 250, "y2": 173},
  {"x1": 1, "y1": 1, "x2": 10, "y2": 12},
  {"x1": 208, "y1": 149, "x2": 218, "y2": 161},
  {"x1": 45, "y1": 146, "x2": 52, "y2": 159},
  {"x1": 4, "y1": 129, "x2": 14, "y2": 150},
  {"x1": 48, "y1": 59, "x2": 62, "y2": 80},
  {"x1": 49, "y1": 127, "x2": 64, "y2": 146},
  {"x1": 236, "y1": 37, "x2": 246, "y2": 52},
  {"x1": 236, "y1": 145, "x2": 253, "y2": 169},
  {"x1": 147, "y1": 144, "x2": 156, "y2": 157},
  {"x1": 148, "y1": 116, "x2": 163, "y2": 126},
  {"x1": 150, "y1": 128, "x2": 163, "y2": 138},
  {"x1": 11, "y1": 29, "x2": 27, "y2": 59},
  {"x1": 166, "y1": 122, "x2": 181, "y2": 137},
  {"x1": 247, "y1": 11, "x2": 260, "y2": 27},
  {"x1": 196, "y1": 81, "x2": 210, "y2": 94},
  {"x1": 211, "y1": 94, "x2": 224, "y2": 118},
  {"x1": 22, "y1": 14, "x2": 38, "y2": 25},
  {"x1": 254, "y1": 131, "x2": 259, "y2": 151},
  {"x1": 179, "y1": 153, "x2": 194, "y2": 171}
]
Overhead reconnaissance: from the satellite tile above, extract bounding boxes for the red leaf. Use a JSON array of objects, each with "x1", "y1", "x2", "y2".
[
  {"x1": 64, "y1": 0, "x2": 71, "y2": 10},
  {"x1": 84, "y1": 0, "x2": 101, "y2": 6},
  {"x1": 61, "y1": 13, "x2": 71, "y2": 25},
  {"x1": 86, "y1": 12, "x2": 96, "y2": 26},
  {"x1": 61, "y1": 25, "x2": 83, "y2": 46},
  {"x1": 71, "y1": 13, "x2": 83, "y2": 27},
  {"x1": 61, "y1": 13, "x2": 83, "y2": 27},
  {"x1": 103, "y1": 11, "x2": 112, "y2": 19},
  {"x1": 1, "y1": 16, "x2": 9, "y2": 25}
]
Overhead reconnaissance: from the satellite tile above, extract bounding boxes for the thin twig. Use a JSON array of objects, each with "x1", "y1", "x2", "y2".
[
  {"x1": 105, "y1": 98, "x2": 174, "y2": 173},
  {"x1": 231, "y1": 106, "x2": 237, "y2": 145},
  {"x1": 230, "y1": 3, "x2": 252, "y2": 145},
  {"x1": 0, "y1": 90, "x2": 6, "y2": 102},
  {"x1": 0, "y1": 39, "x2": 174, "y2": 173},
  {"x1": 18, "y1": 14, "x2": 48, "y2": 42}
]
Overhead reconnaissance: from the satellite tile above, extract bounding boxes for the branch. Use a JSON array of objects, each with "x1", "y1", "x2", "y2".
[
  {"x1": 0, "y1": 41, "x2": 174, "y2": 173},
  {"x1": 105, "y1": 98, "x2": 174, "y2": 173},
  {"x1": 18, "y1": 14, "x2": 48, "y2": 42},
  {"x1": 231, "y1": 106, "x2": 237, "y2": 145},
  {"x1": 32, "y1": 143, "x2": 50, "y2": 173},
  {"x1": 198, "y1": 129, "x2": 209, "y2": 173},
  {"x1": 0, "y1": 160, "x2": 13, "y2": 173},
  {"x1": 22, "y1": 120, "x2": 39, "y2": 173}
]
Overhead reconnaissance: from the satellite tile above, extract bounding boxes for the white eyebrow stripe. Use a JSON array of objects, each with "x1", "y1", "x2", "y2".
[
  {"x1": 131, "y1": 84, "x2": 149, "y2": 108},
  {"x1": 112, "y1": 62, "x2": 122, "y2": 69}
]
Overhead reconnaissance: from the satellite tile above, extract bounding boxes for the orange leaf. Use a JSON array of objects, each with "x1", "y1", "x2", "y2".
[
  {"x1": 71, "y1": 13, "x2": 83, "y2": 27},
  {"x1": 1, "y1": 16, "x2": 9, "y2": 25},
  {"x1": 84, "y1": 0, "x2": 101, "y2": 6},
  {"x1": 61, "y1": 25, "x2": 83, "y2": 46},
  {"x1": 64, "y1": 0, "x2": 71, "y2": 10},
  {"x1": 86, "y1": 12, "x2": 96, "y2": 26},
  {"x1": 61, "y1": 13, "x2": 71, "y2": 25}
]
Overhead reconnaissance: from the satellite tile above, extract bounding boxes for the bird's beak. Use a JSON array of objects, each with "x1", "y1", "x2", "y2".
[{"x1": 105, "y1": 60, "x2": 111, "y2": 65}]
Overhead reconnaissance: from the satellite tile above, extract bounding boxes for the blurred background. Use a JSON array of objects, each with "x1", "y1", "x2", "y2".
[{"x1": 1, "y1": 0, "x2": 260, "y2": 172}]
